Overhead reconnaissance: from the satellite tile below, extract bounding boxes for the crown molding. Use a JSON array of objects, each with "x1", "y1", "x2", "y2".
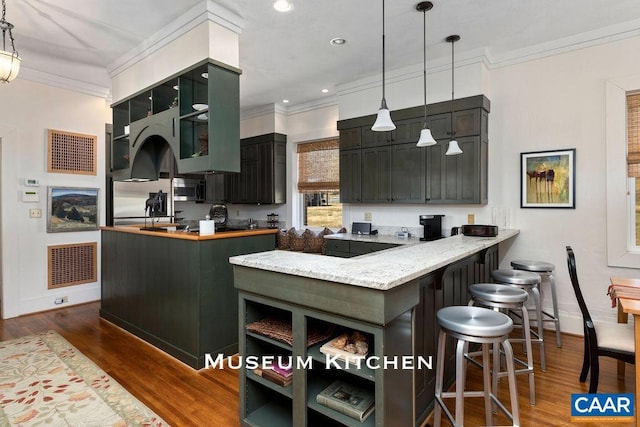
[
  {"x1": 18, "y1": 67, "x2": 111, "y2": 99},
  {"x1": 107, "y1": 0, "x2": 243, "y2": 78}
]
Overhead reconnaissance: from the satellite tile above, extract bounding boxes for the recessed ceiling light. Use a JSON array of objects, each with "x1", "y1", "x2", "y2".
[
  {"x1": 282, "y1": 99, "x2": 290, "y2": 103},
  {"x1": 322, "y1": 89, "x2": 329, "y2": 93},
  {"x1": 273, "y1": 0, "x2": 294, "y2": 13},
  {"x1": 330, "y1": 38, "x2": 346, "y2": 46}
]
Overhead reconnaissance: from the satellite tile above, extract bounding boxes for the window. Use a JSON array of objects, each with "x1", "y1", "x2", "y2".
[
  {"x1": 626, "y1": 92, "x2": 640, "y2": 246},
  {"x1": 606, "y1": 79, "x2": 640, "y2": 267},
  {"x1": 297, "y1": 139, "x2": 342, "y2": 227}
]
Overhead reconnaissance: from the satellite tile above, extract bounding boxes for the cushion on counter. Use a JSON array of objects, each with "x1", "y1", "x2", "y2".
[
  {"x1": 277, "y1": 229, "x2": 290, "y2": 249},
  {"x1": 304, "y1": 229, "x2": 324, "y2": 253},
  {"x1": 288, "y1": 228, "x2": 305, "y2": 251}
]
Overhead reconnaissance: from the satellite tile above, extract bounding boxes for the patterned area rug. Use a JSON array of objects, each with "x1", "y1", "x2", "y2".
[{"x1": 0, "y1": 330, "x2": 168, "y2": 426}]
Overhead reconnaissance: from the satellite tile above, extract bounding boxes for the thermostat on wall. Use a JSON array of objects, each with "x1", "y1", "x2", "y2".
[
  {"x1": 22, "y1": 190, "x2": 40, "y2": 202},
  {"x1": 24, "y1": 178, "x2": 40, "y2": 187}
]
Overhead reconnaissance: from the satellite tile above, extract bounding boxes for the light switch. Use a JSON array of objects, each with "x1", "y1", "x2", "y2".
[
  {"x1": 364, "y1": 212, "x2": 372, "y2": 221},
  {"x1": 29, "y1": 208, "x2": 42, "y2": 218}
]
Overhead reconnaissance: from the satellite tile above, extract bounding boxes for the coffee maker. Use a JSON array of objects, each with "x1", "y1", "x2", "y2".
[{"x1": 419, "y1": 214, "x2": 444, "y2": 241}]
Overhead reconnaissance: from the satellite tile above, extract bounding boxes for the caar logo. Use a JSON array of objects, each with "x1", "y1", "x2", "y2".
[{"x1": 571, "y1": 394, "x2": 634, "y2": 423}]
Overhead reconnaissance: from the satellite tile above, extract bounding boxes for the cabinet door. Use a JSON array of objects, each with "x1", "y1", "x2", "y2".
[
  {"x1": 425, "y1": 113, "x2": 452, "y2": 140},
  {"x1": 361, "y1": 146, "x2": 391, "y2": 203},
  {"x1": 392, "y1": 117, "x2": 424, "y2": 144},
  {"x1": 257, "y1": 141, "x2": 274, "y2": 204},
  {"x1": 238, "y1": 144, "x2": 259, "y2": 203},
  {"x1": 205, "y1": 173, "x2": 226, "y2": 203},
  {"x1": 414, "y1": 274, "x2": 438, "y2": 424},
  {"x1": 453, "y1": 109, "x2": 481, "y2": 138},
  {"x1": 339, "y1": 149, "x2": 361, "y2": 203},
  {"x1": 362, "y1": 127, "x2": 392, "y2": 147},
  {"x1": 427, "y1": 136, "x2": 481, "y2": 204},
  {"x1": 392, "y1": 143, "x2": 426, "y2": 203},
  {"x1": 339, "y1": 128, "x2": 361, "y2": 150}
]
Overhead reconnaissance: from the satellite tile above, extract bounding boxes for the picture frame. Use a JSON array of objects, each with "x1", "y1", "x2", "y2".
[
  {"x1": 520, "y1": 149, "x2": 575, "y2": 208},
  {"x1": 47, "y1": 187, "x2": 99, "y2": 232}
]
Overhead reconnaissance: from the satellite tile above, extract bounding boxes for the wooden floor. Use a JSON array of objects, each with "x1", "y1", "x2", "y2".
[{"x1": 0, "y1": 302, "x2": 635, "y2": 427}]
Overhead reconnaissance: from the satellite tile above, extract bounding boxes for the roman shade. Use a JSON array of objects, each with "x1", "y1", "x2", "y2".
[{"x1": 297, "y1": 139, "x2": 339, "y2": 192}]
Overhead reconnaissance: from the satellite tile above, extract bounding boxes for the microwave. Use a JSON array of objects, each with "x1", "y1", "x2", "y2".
[{"x1": 173, "y1": 177, "x2": 206, "y2": 202}]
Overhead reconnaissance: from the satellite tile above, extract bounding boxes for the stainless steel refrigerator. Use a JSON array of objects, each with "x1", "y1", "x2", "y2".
[{"x1": 111, "y1": 179, "x2": 173, "y2": 226}]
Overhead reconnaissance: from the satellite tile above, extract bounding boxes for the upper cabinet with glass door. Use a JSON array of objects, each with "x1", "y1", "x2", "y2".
[{"x1": 176, "y1": 60, "x2": 241, "y2": 174}]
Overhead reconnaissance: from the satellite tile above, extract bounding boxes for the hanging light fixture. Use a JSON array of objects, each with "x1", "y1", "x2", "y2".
[
  {"x1": 415, "y1": 2, "x2": 436, "y2": 147},
  {"x1": 372, "y1": 0, "x2": 396, "y2": 132},
  {"x1": 445, "y1": 34, "x2": 462, "y2": 155},
  {"x1": 0, "y1": 0, "x2": 20, "y2": 83}
]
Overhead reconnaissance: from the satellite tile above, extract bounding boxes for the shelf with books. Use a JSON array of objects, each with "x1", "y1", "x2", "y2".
[
  {"x1": 307, "y1": 343, "x2": 375, "y2": 381},
  {"x1": 247, "y1": 368, "x2": 293, "y2": 398},
  {"x1": 306, "y1": 376, "x2": 375, "y2": 427}
]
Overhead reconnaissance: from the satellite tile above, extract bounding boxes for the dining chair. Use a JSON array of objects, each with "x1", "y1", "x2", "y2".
[{"x1": 566, "y1": 246, "x2": 635, "y2": 393}]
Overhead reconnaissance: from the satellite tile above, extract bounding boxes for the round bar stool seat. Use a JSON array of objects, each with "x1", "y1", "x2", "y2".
[
  {"x1": 469, "y1": 283, "x2": 535, "y2": 406},
  {"x1": 491, "y1": 268, "x2": 546, "y2": 372},
  {"x1": 511, "y1": 259, "x2": 562, "y2": 348},
  {"x1": 434, "y1": 306, "x2": 520, "y2": 427}
]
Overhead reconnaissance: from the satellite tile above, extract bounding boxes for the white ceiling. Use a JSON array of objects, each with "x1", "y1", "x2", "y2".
[{"x1": 8, "y1": 0, "x2": 640, "y2": 111}]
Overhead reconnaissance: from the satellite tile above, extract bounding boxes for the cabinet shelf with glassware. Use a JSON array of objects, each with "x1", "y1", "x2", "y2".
[
  {"x1": 109, "y1": 59, "x2": 241, "y2": 178},
  {"x1": 174, "y1": 60, "x2": 241, "y2": 175}
]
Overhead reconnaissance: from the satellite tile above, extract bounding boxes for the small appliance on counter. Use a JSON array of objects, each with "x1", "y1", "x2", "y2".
[
  {"x1": 351, "y1": 222, "x2": 372, "y2": 235},
  {"x1": 209, "y1": 204, "x2": 228, "y2": 229},
  {"x1": 419, "y1": 214, "x2": 444, "y2": 241},
  {"x1": 267, "y1": 213, "x2": 279, "y2": 229},
  {"x1": 461, "y1": 224, "x2": 498, "y2": 237}
]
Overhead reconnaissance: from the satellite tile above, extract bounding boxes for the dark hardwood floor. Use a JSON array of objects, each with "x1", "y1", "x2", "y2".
[{"x1": 0, "y1": 302, "x2": 635, "y2": 426}]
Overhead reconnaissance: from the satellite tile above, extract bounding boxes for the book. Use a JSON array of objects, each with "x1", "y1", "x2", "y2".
[
  {"x1": 253, "y1": 367, "x2": 292, "y2": 387},
  {"x1": 316, "y1": 380, "x2": 375, "y2": 422},
  {"x1": 319, "y1": 331, "x2": 369, "y2": 366}
]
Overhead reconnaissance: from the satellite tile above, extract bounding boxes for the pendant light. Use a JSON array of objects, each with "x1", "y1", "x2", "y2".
[
  {"x1": 416, "y1": 2, "x2": 436, "y2": 147},
  {"x1": 0, "y1": 0, "x2": 20, "y2": 83},
  {"x1": 445, "y1": 34, "x2": 462, "y2": 155},
  {"x1": 372, "y1": 0, "x2": 396, "y2": 132}
]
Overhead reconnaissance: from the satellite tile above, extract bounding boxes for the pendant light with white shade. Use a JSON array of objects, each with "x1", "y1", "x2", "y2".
[
  {"x1": 445, "y1": 34, "x2": 462, "y2": 155},
  {"x1": 415, "y1": 2, "x2": 436, "y2": 147},
  {"x1": 372, "y1": 0, "x2": 396, "y2": 132},
  {"x1": 0, "y1": 0, "x2": 20, "y2": 83}
]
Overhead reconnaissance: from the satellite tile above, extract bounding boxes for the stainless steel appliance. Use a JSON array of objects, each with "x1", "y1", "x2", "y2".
[
  {"x1": 419, "y1": 214, "x2": 444, "y2": 241},
  {"x1": 209, "y1": 204, "x2": 228, "y2": 229},
  {"x1": 173, "y1": 177, "x2": 206, "y2": 202},
  {"x1": 112, "y1": 179, "x2": 173, "y2": 225}
]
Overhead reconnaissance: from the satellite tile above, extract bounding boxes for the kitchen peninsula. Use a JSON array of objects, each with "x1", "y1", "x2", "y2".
[
  {"x1": 230, "y1": 229, "x2": 518, "y2": 427},
  {"x1": 100, "y1": 225, "x2": 277, "y2": 369}
]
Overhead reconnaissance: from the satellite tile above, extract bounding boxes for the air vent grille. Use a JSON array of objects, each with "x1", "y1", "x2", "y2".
[
  {"x1": 48, "y1": 242, "x2": 97, "y2": 289},
  {"x1": 47, "y1": 129, "x2": 97, "y2": 175}
]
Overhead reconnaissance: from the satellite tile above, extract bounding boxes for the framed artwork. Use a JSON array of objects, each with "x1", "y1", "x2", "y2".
[
  {"x1": 520, "y1": 148, "x2": 576, "y2": 208},
  {"x1": 47, "y1": 187, "x2": 99, "y2": 232}
]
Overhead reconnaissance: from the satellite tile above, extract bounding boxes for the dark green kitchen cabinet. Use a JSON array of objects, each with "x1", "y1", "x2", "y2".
[
  {"x1": 227, "y1": 133, "x2": 287, "y2": 204},
  {"x1": 361, "y1": 146, "x2": 391, "y2": 203},
  {"x1": 337, "y1": 95, "x2": 490, "y2": 205},
  {"x1": 339, "y1": 149, "x2": 361, "y2": 203},
  {"x1": 392, "y1": 142, "x2": 426, "y2": 203}
]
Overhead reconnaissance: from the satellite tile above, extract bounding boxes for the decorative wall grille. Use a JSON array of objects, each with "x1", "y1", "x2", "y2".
[
  {"x1": 47, "y1": 242, "x2": 97, "y2": 289},
  {"x1": 47, "y1": 129, "x2": 97, "y2": 175}
]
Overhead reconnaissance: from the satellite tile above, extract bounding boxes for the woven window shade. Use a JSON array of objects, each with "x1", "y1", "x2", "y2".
[
  {"x1": 47, "y1": 129, "x2": 97, "y2": 175},
  {"x1": 297, "y1": 139, "x2": 339, "y2": 192},
  {"x1": 627, "y1": 93, "x2": 640, "y2": 177}
]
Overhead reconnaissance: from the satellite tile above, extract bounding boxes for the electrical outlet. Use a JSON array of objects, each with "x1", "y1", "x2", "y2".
[
  {"x1": 364, "y1": 212, "x2": 372, "y2": 221},
  {"x1": 236, "y1": 209, "x2": 240, "y2": 217},
  {"x1": 54, "y1": 296, "x2": 68, "y2": 305},
  {"x1": 29, "y1": 208, "x2": 42, "y2": 218}
]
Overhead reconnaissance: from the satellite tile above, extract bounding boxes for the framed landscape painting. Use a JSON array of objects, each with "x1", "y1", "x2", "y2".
[
  {"x1": 520, "y1": 149, "x2": 575, "y2": 208},
  {"x1": 47, "y1": 187, "x2": 99, "y2": 232}
]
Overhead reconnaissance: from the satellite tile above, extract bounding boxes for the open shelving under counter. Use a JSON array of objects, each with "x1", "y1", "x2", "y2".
[{"x1": 231, "y1": 230, "x2": 519, "y2": 426}]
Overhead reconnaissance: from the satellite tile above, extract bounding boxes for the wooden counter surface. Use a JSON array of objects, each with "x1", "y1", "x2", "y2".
[{"x1": 101, "y1": 225, "x2": 277, "y2": 240}]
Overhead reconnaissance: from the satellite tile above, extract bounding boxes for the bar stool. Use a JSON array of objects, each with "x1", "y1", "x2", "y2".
[
  {"x1": 468, "y1": 283, "x2": 535, "y2": 406},
  {"x1": 491, "y1": 269, "x2": 546, "y2": 372},
  {"x1": 511, "y1": 260, "x2": 562, "y2": 347},
  {"x1": 434, "y1": 305, "x2": 520, "y2": 427}
]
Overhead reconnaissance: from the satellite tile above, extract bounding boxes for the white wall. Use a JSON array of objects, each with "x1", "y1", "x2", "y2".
[{"x1": 0, "y1": 79, "x2": 111, "y2": 318}]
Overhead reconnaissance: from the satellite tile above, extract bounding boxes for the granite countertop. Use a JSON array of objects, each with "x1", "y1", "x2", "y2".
[
  {"x1": 229, "y1": 229, "x2": 519, "y2": 290},
  {"x1": 324, "y1": 232, "x2": 420, "y2": 245}
]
